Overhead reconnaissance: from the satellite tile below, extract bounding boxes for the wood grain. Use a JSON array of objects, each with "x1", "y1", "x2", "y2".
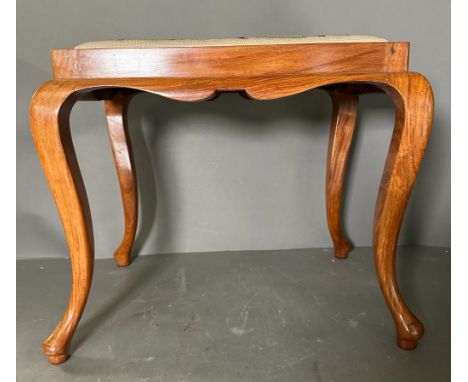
[
  {"x1": 30, "y1": 82, "x2": 94, "y2": 364},
  {"x1": 326, "y1": 90, "x2": 358, "y2": 259},
  {"x1": 51, "y1": 42, "x2": 409, "y2": 79},
  {"x1": 104, "y1": 91, "x2": 138, "y2": 267},
  {"x1": 373, "y1": 72, "x2": 433, "y2": 349}
]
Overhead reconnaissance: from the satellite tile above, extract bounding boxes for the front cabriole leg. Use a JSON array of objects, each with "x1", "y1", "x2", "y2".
[
  {"x1": 30, "y1": 81, "x2": 94, "y2": 364},
  {"x1": 374, "y1": 73, "x2": 434, "y2": 349}
]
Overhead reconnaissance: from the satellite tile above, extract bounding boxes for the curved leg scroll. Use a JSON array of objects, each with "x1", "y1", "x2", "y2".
[
  {"x1": 374, "y1": 73, "x2": 434, "y2": 349},
  {"x1": 104, "y1": 91, "x2": 138, "y2": 267},
  {"x1": 30, "y1": 82, "x2": 94, "y2": 364},
  {"x1": 325, "y1": 90, "x2": 358, "y2": 259}
]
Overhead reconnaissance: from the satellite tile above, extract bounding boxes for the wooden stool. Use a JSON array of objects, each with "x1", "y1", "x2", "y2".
[{"x1": 30, "y1": 35, "x2": 434, "y2": 364}]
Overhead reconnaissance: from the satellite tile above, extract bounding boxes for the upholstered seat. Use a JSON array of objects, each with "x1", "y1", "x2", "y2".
[{"x1": 75, "y1": 35, "x2": 387, "y2": 49}]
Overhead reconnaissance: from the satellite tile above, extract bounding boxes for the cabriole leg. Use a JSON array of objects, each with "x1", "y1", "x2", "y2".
[
  {"x1": 325, "y1": 90, "x2": 358, "y2": 259},
  {"x1": 30, "y1": 82, "x2": 94, "y2": 364},
  {"x1": 104, "y1": 91, "x2": 138, "y2": 267},
  {"x1": 374, "y1": 73, "x2": 434, "y2": 349}
]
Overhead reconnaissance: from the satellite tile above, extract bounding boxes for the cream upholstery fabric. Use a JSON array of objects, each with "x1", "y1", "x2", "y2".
[{"x1": 75, "y1": 35, "x2": 387, "y2": 49}]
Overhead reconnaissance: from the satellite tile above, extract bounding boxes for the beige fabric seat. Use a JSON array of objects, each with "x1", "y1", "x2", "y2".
[{"x1": 75, "y1": 35, "x2": 387, "y2": 49}]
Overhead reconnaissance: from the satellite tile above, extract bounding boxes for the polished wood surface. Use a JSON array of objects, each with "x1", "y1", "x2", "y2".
[
  {"x1": 30, "y1": 85, "x2": 94, "y2": 364},
  {"x1": 373, "y1": 73, "x2": 433, "y2": 349},
  {"x1": 104, "y1": 91, "x2": 138, "y2": 267},
  {"x1": 326, "y1": 90, "x2": 358, "y2": 259},
  {"x1": 31, "y1": 41, "x2": 433, "y2": 364},
  {"x1": 51, "y1": 42, "x2": 409, "y2": 79}
]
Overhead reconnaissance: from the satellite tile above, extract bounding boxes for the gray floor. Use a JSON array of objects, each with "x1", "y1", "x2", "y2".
[{"x1": 17, "y1": 246, "x2": 450, "y2": 382}]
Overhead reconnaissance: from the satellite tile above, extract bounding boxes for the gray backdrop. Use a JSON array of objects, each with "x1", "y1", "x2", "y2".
[{"x1": 17, "y1": 0, "x2": 450, "y2": 259}]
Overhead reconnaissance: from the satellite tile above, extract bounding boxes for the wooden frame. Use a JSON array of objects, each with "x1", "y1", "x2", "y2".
[
  {"x1": 30, "y1": 41, "x2": 433, "y2": 364},
  {"x1": 51, "y1": 42, "x2": 409, "y2": 78}
]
